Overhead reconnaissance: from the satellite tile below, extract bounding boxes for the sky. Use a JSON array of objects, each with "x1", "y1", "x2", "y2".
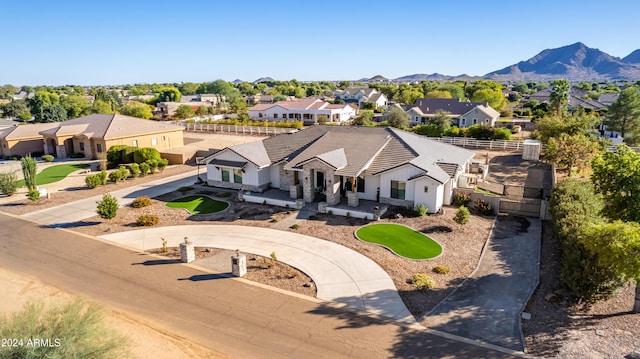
[{"x1": 2, "y1": 0, "x2": 640, "y2": 86}]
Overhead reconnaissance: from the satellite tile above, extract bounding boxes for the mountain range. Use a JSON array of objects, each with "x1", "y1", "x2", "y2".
[{"x1": 380, "y1": 43, "x2": 640, "y2": 82}]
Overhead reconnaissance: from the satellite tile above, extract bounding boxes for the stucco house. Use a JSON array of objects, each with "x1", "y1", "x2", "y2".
[
  {"x1": 0, "y1": 114, "x2": 184, "y2": 159},
  {"x1": 248, "y1": 98, "x2": 356, "y2": 125},
  {"x1": 408, "y1": 98, "x2": 500, "y2": 128},
  {"x1": 202, "y1": 126, "x2": 475, "y2": 215},
  {"x1": 334, "y1": 87, "x2": 388, "y2": 109}
]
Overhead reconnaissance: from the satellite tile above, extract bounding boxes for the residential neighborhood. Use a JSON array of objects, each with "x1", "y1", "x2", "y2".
[{"x1": 2, "y1": 2, "x2": 640, "y2": 359}]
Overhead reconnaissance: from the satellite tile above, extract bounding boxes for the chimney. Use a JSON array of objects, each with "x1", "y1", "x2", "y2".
[{"x1": 419, "y1": 100, "x2": 422, "y2": 106}]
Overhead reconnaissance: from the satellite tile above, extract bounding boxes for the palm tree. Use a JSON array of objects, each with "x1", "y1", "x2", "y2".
[{"x1": 550, "y1": 79, "x2": 570, "y2": 116}]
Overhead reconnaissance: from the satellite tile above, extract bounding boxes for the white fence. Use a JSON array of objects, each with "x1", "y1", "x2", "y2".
[
  {"x1": 181, "y1": 123, "x2": 294, "y2": 136},
  {"x1": 428, "y1": 137, "x2": 538, "y2": 151}
]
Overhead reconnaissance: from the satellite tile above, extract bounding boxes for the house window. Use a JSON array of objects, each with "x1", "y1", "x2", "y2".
[
  {"x1": 221, "y1": 168, "x2": 230, "y2": 182},
  {"x1": 79, "y1": 142, "x2": 85, "y2": 151},
  {"x1": 162, "y1": 136, "x2": 166, "y2": 142},
  {"x1": 96, "y1": 144, "x2": 103, "y2": 153},
  {"x1": 461, "y1": 118, "x2": 466, "y2": 126},
  {"x1": 424, "y1": 186, "x2": 429, "y2": 193},
  {"x1": 233, "y1": 169, "x2": 243, "y2": 184},
  {"x1": 357, "y1": 177, "x2": 365, "y2": 193},
  {"x1": 390, "y1": 180, "x2": 405, "y2": 200},
  {"x1": 473, "y1": 118, "x2": 478, "y2": 125},
  {"x1": 258, "y1": 112, "x2": 263, "y2": 118},
  {"x1": 274, "y1": 113, "x2": 278, "y2": 119},
  {"x1": 151, "y1": 138, "x2": 157, "y2": 146},
  {"x1": 132, "y1": 140, "x2": 138, "y2": 147}
]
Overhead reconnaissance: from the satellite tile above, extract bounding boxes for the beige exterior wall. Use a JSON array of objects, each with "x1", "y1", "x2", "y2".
[
  {"x1": 103, "y1": 130, "x2": 184, "y2": 152},
  {"x1": 2, "y1": 138, "x2": 44, "y2": 157}
]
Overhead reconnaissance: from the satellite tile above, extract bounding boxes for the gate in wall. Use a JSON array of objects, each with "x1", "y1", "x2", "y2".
[{"x1": 499, "y1": 197, "x2": 541, "y2": 218}]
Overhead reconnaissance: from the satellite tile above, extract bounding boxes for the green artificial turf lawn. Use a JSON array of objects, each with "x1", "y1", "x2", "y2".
[
  {"x1": 17, "y1": 163, "x2": 90, "y2": 187},
  {"x1": 166, "y1": 195, "x2": 228, "y2": 214},
  {"x1": 355, "y1": 223, "x2": 442, "y2": 260}
]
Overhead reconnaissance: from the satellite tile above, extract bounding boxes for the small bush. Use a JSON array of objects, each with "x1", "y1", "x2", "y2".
[
  {"x1": 132, "y1": 196, "x2": 152, "y2": 208},
  {"x1": 475, "y1": 199, "x2": 495, "y2": 216},
  {"x1": 327, "y1": 210, "x2": 333, "y2": 215},
  {"x1": 414, "y1": 204, "x2": 428, "y2": 216},
  {"x1": 139, "y1": 162, "x2": 150, "y2": 177},
  {"x1": 157, "y1": 158, "x2": 169, "y2": 172},
  {"x1": 98, "y1": 170, "x2": 107, "y2": 185},
  {"x1": 27, "y1": 189, "x2": 40, "y2": 201},
  {"x1": 432, "y1": 265, "x2": 451, "y2": 274},
  {"x1": 454, "y1": 206, "x2": 470, "y2": 225},
  {"x1": 41, "y1": 154, "x2": 54, "y2": 162},
  {"x1": 133, "y1": 147, "x2": 161, "y2": 164},
  {"x1": 108, "y1": 170, "x2": 122, "y2": 183},
  {"x1": 0, "y1": 173, "x2": 18, "y2": 196},
  {"x1": 290, "y1": 224, "x2": 299, "y2": 230},
  {"x1": 136, "y1": 214, "x2": 159, "y2": 226},
  {"x1": 129, "y1": 163, "x2": 140, "y2": 178},
  {"x1": 161, "y1": 237, "x2": 168, "y2": 253},
  {"x1": 96, "y1": 193, "x2": 118, "y2": 220},
  {"x1": 85, "y1": 174, "x2": 102, "y2": 189},
  {"x1": 452, "y1": 192, "x2": 471, "y2": 206},
  {"x1": 411, "y1": 273, "x2": 435, "y2": 290},
  {"x1": 147, "y1": 160, "x2": 158, "y2": 174},
  {"x1": 346, "y1": 211, "x2": 351, "y2": 218}
]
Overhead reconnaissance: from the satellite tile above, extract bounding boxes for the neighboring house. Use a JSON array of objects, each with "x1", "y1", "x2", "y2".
[
  {"x1": 0, "y1": 114, "x2": 184, "y2": 159},
  {"x1": 526, "y1": 88, "x2": 607, "y2": 112},
  {"x1": 334, "y1": 87, "x2": 388, "y2": 109},
  {"x1": 157, "y1": 94, "x2": 226, "y2": 117},
  {"x1": 597, "y1": 92, "x2": 619, "y2": 106},
  {"x1": 0, "y1": 119, "x2": 19, "y2": 130},
  {"x1": 12, "y1": 91, "x2": 33, "y2": 101},
  {"x1": 568, "y1": 96, "x2": 606, "y2": 112},
  {"x1": 123, "y1": 94, "x2": 154, "y2": 102},
  {"x1": 408, "y1": 98, "x2": 500, "y2": 127},
  {"x1": 202, "y1": 126, "x2": 475, "y2": 214},
  {"x1": 245, "y1": 95, "x2": 295, "y2": 105},
  {"x1": 248, "y1": 98, "x2": 356, "y2": 125}
]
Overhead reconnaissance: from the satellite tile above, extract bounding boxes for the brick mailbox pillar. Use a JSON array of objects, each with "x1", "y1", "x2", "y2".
[
  {"x1": 180, "y1": 238, "x2": 195, "y2": 263},
  {"x1": 231, "y1": 250, "x2": 246, "y2": 277}
]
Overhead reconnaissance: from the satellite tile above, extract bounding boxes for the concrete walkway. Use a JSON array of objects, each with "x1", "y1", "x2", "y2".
[
  {"x1": 422, "y1": 216, "x2": 541, "y2": 352},
  {"x1": 22, "y1": 169, "x2": 200, "y2": 226},
  {"x1": 99, "y1": 225, "x2": 415, "y2": 324}
]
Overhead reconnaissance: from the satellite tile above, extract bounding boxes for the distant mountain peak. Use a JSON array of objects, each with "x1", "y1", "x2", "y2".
[
  {"x1": 485, "y1": 42, "x2": 640, "y2": 81},
  {"x1": 623, "y1": 49, "x2": 640, "y2": 64}
]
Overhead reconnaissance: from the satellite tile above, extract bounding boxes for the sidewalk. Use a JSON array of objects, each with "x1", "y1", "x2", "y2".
[
  {"x1": 99, "y1": 224, "x2": 415, "y2": 324},
  {"x1": 22, "y1": 169, "x2": 200, "y2": 226}
]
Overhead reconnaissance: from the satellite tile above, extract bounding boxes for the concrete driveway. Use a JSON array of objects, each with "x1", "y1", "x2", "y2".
[
  {"x1": 422, "y1": 216, "x2": 541, "y2": 352},
  {"x1": 99, "y1": 225, "x2": 415, "y2": 324}
]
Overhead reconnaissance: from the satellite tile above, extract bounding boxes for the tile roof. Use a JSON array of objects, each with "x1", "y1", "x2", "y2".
[
  {"x1": 411, "y1": 98, "x2": 492, "y2": 116},
  {"x1": 0, "y1": 122, "x2": 59, "y2": 139},
  {"x1": 42, "y1": 114, "x2": 184, "y2": 140},
  {"x1": 208, "y1": 126, "x2": 475, "y2": 184}
]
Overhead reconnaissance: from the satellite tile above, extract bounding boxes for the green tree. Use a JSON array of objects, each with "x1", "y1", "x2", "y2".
[
  {"x1": 591, "y1": 145, "x2": 640, "y2": 223},
  {"x1": 92, "y1": 99, "x2": 115, "y2": 114},
  {"x1": 1, "y1": 100, "x2": 30, "y2": 119},
  {"x1": 604, "y1": 86, "x2": 640, "y2": 141},
  {"x1": 352, "y1": 110, "x2": 374, "y2": 126},
  {"x1": 546, "y1": 134, "x2": 600, "y2": 177},
  {"x1": 119, "y1": 101, "x2": 153, "y2": 119},
  {"x1": 29, "y1": 91, "x2": 60, "y2": 121},
  {"x1": 60, "y1": 95, "x2": 91, "y2": 119},
  {"x1": 177, "y1": 82, "x2": 198, "y2": 95},
  {"x1": 384, "y1": 107, "x2": 410, "y2": 129},
  {"x1": 39, "y1": 104, "x2": 68, "y2": 123},
  {"x1": 550, "y1": 79, "x2": 570, "y2": 116},
  {"x1": 196, "y1": 105, "x2": 209, "y2": 116},
  {"x1": 534, "y1": 112, "x2": 598, "y2": 144},
  {"x1": 20, "y1": 154, "x2": 37, "y2": 191},
  {"x1": 96, "y1": 193, "x2": 119, "y2": 221},
  {"x1": 175, "y1": 104, "x2": 195, "y2": 119},
  {"x1": 425, "y1": 90, "x2": 452, "y2": 98},
  {"x1": 155, "y1": 86, "x2": 181, "y2": 103},
  {"x1": 428, "y1": 110, "x2": 452, "y2": 131},
  {"x1": 470, "y1": 88, "x2": 506, "y2": 111},
  {"x1": 580, "y1": 221, "x2": 640, "y2": 312},
  {"x1": 398, "y1": 87, "x2": 424, "y2": 105}
]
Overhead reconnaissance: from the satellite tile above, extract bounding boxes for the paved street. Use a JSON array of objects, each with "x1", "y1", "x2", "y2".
[{"x1": 0, "y1": 213, "x2": 515, "y2": 358}]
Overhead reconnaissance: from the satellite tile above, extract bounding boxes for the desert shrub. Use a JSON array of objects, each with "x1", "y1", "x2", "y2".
[
  {"x1": 414, "y1": 204, "x2": 428, "y2": 216},
  {"x1": 70, "y1": 152, "x2": 85, "y2": 158},
  {"x1": 106, "y1": 145, "x2": 131, "y2": 165},
  {"x1": 139, "y1": 162, "x2": 150, "y2": 177},
  {"x1": 157, "y1": 158, "x2": 169, "y2": 172},
  {"x1": 97, "y1": 160, "x2": 108, "y2": 171},
  {"x1": 108, "y1": 170, "x2": 122, "y2": 183},
  {"x1": 136, "y1": 214, "x2": 159, "y2": 226},
  {"x1": 96, "y1": 193, "x2": 118, "y2": 220},
  {"x1": 0, "y1": 173, "x2": 18, "y2": 196},
  {"x1": 492, "y1": 128, "x2": 512, "y2": 140},
  {"x1": 432, "y1": 265, "x2": 451, "y2": 274},
  {"x1": 129, "y1": 163, "x2": 140, "y2": 178},
  {"x1": 147, "y1": 160, "x2": 158, "y2": 174},
  {"x1": 40, "y1": 154, "x2": 54, "y2": 162},
  {"x1": 346, "y1": 211, "x2": 351, "y2": 218},
  {"x1": 21, "y1": 154, "x2": 37, "y2": 191},
  {"x1": 475, "y1": 199, "x2": 495, "y2": 216},
  {"x1": 119, "y1": 166, "x2": 128, "y2": 180},
  {"x1": 85, "y1": 174, "x2": 102, "y2": 189},
  {"x1": 454, "y1": 206, "x2": 470, "y2": 224},
  {"x1": 0, "y1": 299, "x2": 130, "y2": 359},
  {"x1": 452, "y1": 192, "x2": 471, "y2": 206},
  {"x1": 290, "y1": 224, "x2": 299, "y2": 230},
  {"x1": 98, "y1": 170, "x2": 107, "y2": 185},
  {"x1": 133, "y1": 147, "x2": 161, "y2": 164},
  {"x1": 27, "y1": 189, "x2": 40, "y2": 201},
  {"x1": 411, "y1": 273, "x2": 435, "y2": 290},
  {"x1": 549, "y1": 178, "x2": 625, "y2": 301},
  {"x1": 132, "y1": 196, "x2": 152, "y2": 208},
  {"x1": 161, "y1": 237, "x2": 168, "y2": 253}
]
